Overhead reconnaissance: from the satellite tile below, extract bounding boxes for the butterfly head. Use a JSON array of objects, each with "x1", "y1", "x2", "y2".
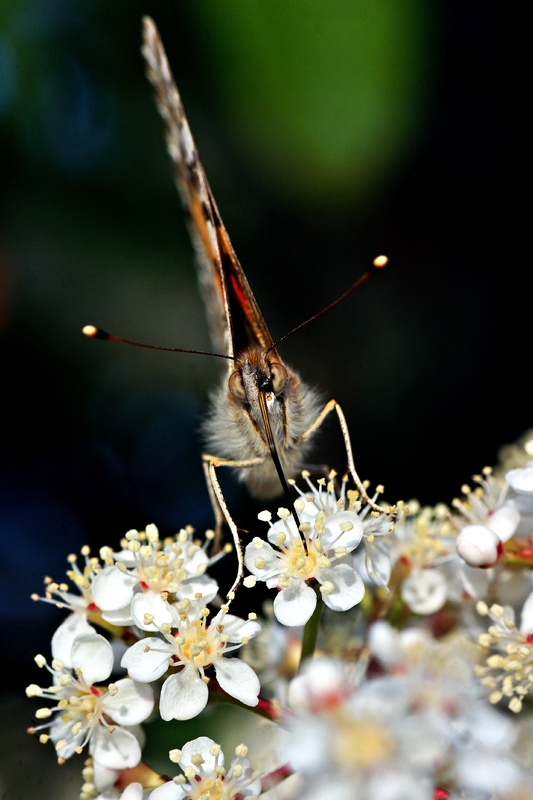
[{"x1": 228, "y1": 349, "x2": 289, "y2": 407}]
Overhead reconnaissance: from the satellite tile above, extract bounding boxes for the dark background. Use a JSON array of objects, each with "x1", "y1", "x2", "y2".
[{"x1": 0, "y1": 0, "x2": 525, "y2": 700}]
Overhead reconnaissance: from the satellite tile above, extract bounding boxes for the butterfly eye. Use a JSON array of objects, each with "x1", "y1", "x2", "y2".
[
  {"x1": 228, "y1": 369, "x2": 247, "y2": 401},
  {"x1": 270, "y1": 362, "x2": 288, "y2": 394}
]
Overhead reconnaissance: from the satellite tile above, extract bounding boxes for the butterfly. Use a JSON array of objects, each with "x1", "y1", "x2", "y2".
[{"x1": 86, "y1": 17, "x2": 390, "y2": 600}]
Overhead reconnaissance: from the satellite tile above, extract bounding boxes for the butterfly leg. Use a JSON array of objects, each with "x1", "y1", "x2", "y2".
[
  {"x1": 300, "y1": 399, "x2": 390, "y2": 516},
  {"x1": 202, "y1": 451, "x2": 265, "y2": 601}
]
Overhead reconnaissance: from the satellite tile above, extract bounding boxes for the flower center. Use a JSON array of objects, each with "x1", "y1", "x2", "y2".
[
  {"x1": 178, "y1": 620, "x2": 221, "y2": 667},
  {"x1": 138, "y1": 552, "x2": 184, "y2": 594},
  {"x1": 189, "y1": 775, "x2": 231, "y2": 799},
  {"x1": 284, "y1": 538, "x2": 319, "y2": 579},
  {"x1": 334, "y1": 715, "x2": 392, "y2": 769}
]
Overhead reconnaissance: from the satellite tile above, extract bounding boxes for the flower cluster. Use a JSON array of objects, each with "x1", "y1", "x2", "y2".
[
  {"x1": 280, "y1": 628, "x2": 531, "y2": 800},
  {"x1": 26, "y1": 633, "x2": 154, "y2": 769},
  {"x1": 26, "y1": 524, "x2": 262, "y2": 797},
  {"x1": 243, "y1": 471, "x2": 393, "y2": 627},
  {"x1": 24, "y1": 430, "x2": 533, "y2": 798}
]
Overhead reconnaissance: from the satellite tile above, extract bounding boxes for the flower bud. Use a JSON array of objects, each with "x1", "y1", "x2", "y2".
[{"x1": 456, "y1": 524, "x2": 502, "y2": 567}]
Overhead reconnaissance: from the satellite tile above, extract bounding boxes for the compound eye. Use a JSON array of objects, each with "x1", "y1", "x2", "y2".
[
  {"x1": 228, "y1": 369, "x2": 247, "y2": 401},
  {"x1": 270, "y1": 361, "x2": 288, "y2": 394}
]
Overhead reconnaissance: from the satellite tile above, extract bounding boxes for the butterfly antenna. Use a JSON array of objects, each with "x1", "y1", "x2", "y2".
[
  {"x1": 267, "y1": 255, "x2": 389, "y2": 353},
  {"x1": 82, "y1": 325, "x2": 235, "y2": 362}
]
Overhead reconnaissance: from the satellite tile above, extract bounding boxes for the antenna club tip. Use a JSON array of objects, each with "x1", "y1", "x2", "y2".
[
  {"x1": 82, "y1": 325, "x2": 98, "y2": 337},
  {"x1": 373, "y1": 255, "x2": 388, "y2": 269},
  {"x1": 81, "y1": 325, "x2": 98, "y2": 338}
]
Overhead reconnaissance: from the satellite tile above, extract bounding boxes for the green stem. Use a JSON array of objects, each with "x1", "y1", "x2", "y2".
[
  {"x1": 208, "y1": 683, "x2": 279, "y2": 720},
  {"x1": 502, "y1": 553, "x2": 533, "y2": 569},
  {"x1": 299, "y1": 584, "x2": 324, "y2": 665}
]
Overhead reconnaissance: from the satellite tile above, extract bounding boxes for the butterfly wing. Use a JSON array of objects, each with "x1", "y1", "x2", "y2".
[{"x1": 141, "y1": 16, "x2": 274, "y2": 362}]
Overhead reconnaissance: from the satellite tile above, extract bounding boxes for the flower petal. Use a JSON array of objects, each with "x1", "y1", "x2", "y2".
[
  {"x1": 119, "y1": 785, "x2": 146, "y2": 800},
  {"x1": 149, "y1": 781, "x2": 188, "y2": 799},
  {"x1": 176, "y1": 574, "x2": 219, "y2": 603},
  {"x1": 401, "y1": 568, "x2": 448, "y2": 615},
  {"x1": 51, "y1": 612, "x2": 95, "y2": 667},
  {"x1": 102, "y1": 678, "x2": 154, "y2": 725},
  {"x1": 319, "y1": 564, "x2": 365, "y2": 611},
  {"x1": 459, "y1": 563, "x2": 492, "y2": 599},
  {"x1": 71, "y1": 633, "x2": 113, "y2": 684},
  {"x1": 92, "y1": 565, "x2": 137, "y2": 612},
  {"x1": 266, "y1": 517, "x2": 300, "y2": 547},
  {"x1": 159, "y1": 666, "x2": 208, "y2": 721},
  {"x1": 50, "y1": 717, "x2": 84, "y2": 760},
  {"x1": 364, "y1": 539, "x2": 392, "y2": 588},
  {"x1": 322, "y1": 511, "x2": 364, "y2": 552},
  {"x1": 131, "y1": 591, "x2": 174, "y2": 632},
  {"x1": 90, "y1": 724, "x2": 141, "y2": 770},
  {"x1": 487, "y1": 505, "x2": 520, "y2": 542},
  {"x1": 520, "y1": 590, "x2": 533, "y2": 635},
  {"x1": 456, "y1": 524, "x2": 501, "y2": 567},
  {"x1": 179, "y1": 736, "x2": 220, "y2": 770},
  {"x1": 101, "y1": 605, "x2": 134, "y2": 626},
  {"x1": 506, "y1": 465, "x2": 533, "y2": 494},
  {"x1": 214, "y1": 657, "x2": 260, "y2": 707},
  {"x1": 244, "y1": 539, "x2": 283, "y2": 580},
  {"x1": 211, "y1": 612, "x2": 262, "y2": 644},
  {"x1": 273, "y1": 581, "x2": 317, "y2": 627},
  {"x1": 121, "y1": 637, "x2": 173, "y2": 682}
]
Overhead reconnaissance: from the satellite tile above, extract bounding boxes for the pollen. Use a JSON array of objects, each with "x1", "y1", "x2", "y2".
[
  {"x1": 335, "y1": 715, "x2": 393, "y2": 769},
  {"x1": 476, "y1": 602, "x2": 533, "y2": 713}
]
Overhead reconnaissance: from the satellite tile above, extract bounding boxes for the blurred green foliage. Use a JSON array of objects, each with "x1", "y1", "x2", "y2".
[
  {"x1": 1, "y1": 0, "x2": 434, "y2": 203},
  {"x1": 186, "y1": 1, "x2": 434, "y2": 205}
]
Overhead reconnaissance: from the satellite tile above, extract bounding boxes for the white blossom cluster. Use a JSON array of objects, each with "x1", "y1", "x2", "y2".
[{"x1": 25, "y1": 431, "x2": 533, "y2": 799}]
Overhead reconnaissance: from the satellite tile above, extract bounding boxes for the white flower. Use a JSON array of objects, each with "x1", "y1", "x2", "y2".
[
  {"x1": 95, "y1": 783, "x2": 146, "y2": 800},
  {"x1": 83, "y1": 757, "x2": 153, "y2": 799},
  {"x1": 26, "y1": 632, "x2": 154, "y2": 768},
  {"x1": 291, "y1": 472, "x2": 395, "y2": 582},
  {"x1": 456, "y1": 524, "x2": 502, "y2": 566},
  {"x1": 390, "y1": 502, "x2": 476, "y2": 613},
  {"x1": 31, "y1": 546, "x2": 104, "y2": 666},
  {"x1": 400, "y1": 566, "x2": 449, "y2": 614},
  {"x1": 452, "y1": 468, "x2": 520, "y2": 562},
  {"x1": 121, "y1": 599, "x2": 261, "y2": 720},
  {"x1": 454, "y1": 748, "x2": 527, "y2": 798},
  {"x1": 475, "y1": 597, "x2": 533, "y2": 713},
  {"x1": 51, "y1": 612, "x2": 98, "y2": 669},
  {"x1": 282, "y1": 632, "x2": 520, "y2": 800},
  {"x1": 287, "y1": 657, "x2": 362, "y2": 713},
  {"x1": 283, "y1": 662, "x2": 441, "y2": 800},
  {"x1": 244, "y1": 472, "x2": 390, "y2": 627},
  {"x1": 91, "y1": 524, "x2": 221, "y2": 631},
  {"x1": 506, "y1": 463, "x2": 533, "y2": 495},
  {"x1": 368, "y1": 620, "x2": 432, "y2": 669},
  {"x1": 148, "y1": 737, "x2": 261, "y2": 799},
  {"x1": 506, "y1": 463, "x2": 533, "y2": 536}
]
